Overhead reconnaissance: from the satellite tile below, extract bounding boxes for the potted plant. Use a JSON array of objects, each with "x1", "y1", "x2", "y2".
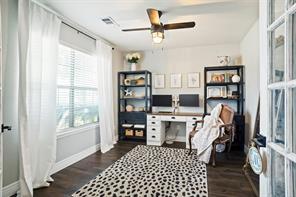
[{"x1": 126, "y1": 52, "x2": 141, "y2": 71}]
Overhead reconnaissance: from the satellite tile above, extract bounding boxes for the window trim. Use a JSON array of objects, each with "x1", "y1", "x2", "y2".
[{"x1": 56, "y1": 122, "x2": 100, "y2": 139}]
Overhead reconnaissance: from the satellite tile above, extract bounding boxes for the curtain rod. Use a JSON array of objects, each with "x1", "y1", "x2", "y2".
[
  {"x1": 62, "y1": 21, "x2": 96, "y2": 41},
  {"x1": 61, "y1": 22, "x2": 114, "y2": 50},
  {"x1": 32, "y1": 0, "x2": 115, "y2": 50}
]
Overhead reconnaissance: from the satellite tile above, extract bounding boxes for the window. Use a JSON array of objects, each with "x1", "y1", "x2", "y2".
[{"x1": 57, "y1": 44, "x2": 98, "y2": 130}]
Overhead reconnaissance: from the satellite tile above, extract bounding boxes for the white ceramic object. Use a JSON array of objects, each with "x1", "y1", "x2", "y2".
[
  {"x1": 131, "y1": 63, "x2": 137, "y2": 71},
  {"x1": 124, "y1": 79, "x2": 131, "y2": 85},
  {"x1": 232, "y1": 74, "x2": 241, "y2": 83},
  {"x1": 126, "y1": 105, "x2": 134, "y2": 112}
]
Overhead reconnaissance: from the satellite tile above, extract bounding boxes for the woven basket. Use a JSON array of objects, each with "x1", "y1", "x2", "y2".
[
  {"x1": 135, "y1": 130, "x2": 144, "y2": 137},
  {"x1": 125, "y1": 129, "x2": 134, "y2": 136}
]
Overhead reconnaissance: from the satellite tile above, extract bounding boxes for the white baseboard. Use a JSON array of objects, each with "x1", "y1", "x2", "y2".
[
  {"x1": 2, "y1": 181, "x2": 19, "y2": 197},
  {"x1": 51, "y1": 143, "x2": 100, "y2": 175}
]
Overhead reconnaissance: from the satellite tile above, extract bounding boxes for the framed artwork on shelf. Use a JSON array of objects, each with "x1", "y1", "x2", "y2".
[
  {"x1": 207, "y1": 86, "x2": 227, "y2": 98},
  {"x1": 210, "y1": 73, "x2": 225, "y2": 83},
  {"x1": 154, "y1": 74, "x2": 165, "y2": 89},
  {"x1": 187, "y1": 73, "x2": 200, "y2": 88},
  {"x1": 170, "y1": 73, "x2": 182, "y2": 88}
]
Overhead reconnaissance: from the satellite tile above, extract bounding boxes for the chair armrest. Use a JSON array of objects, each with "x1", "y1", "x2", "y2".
[
  {"x1": 218, "y1": 123, "x2": 234, "y2": 136},
  {"x1": 195, "y1": 118, "x2": 205, "y2": 127},
  {"x1": 195, "y1": 120, "x2": 204, "y2": 124},
  {"x1": 192, "y1": 120, "x2": 204, "y2": 131}
]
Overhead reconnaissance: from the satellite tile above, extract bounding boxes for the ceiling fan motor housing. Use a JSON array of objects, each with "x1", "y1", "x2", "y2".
[{"x1": 151, "y1": 24, "x2": 164, "y2": 34}]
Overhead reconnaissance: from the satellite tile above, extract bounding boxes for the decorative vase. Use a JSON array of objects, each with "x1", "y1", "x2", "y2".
[
  {"x1": 131, "y1": 63, "x2": 137, "y2": 71},
  {"x1": 232, "y1": 74, "x2": 241, "y2": 83}
]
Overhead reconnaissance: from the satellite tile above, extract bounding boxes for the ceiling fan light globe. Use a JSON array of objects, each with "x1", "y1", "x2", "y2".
[{"x1": 152, "y1": 31, "x2": 164, "y2": 44}]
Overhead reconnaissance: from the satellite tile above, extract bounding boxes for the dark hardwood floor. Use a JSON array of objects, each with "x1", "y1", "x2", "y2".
[{"x1": 33, "y1": 141, "x2": 256, "y2": 197}]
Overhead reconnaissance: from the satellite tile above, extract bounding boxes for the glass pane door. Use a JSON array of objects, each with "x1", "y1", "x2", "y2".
[{"x1": 266, "y1": 0, "x2": 296, "y2": 196}]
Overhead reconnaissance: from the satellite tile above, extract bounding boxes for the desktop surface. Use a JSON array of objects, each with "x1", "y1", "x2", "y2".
[{"x1": 149, "y1": 112, "x2": 203, "y2": 117}]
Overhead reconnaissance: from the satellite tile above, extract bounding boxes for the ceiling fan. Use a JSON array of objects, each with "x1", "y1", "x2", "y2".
[{"x1": 122, "y1": 8, "x2": 196, "y2": 44}]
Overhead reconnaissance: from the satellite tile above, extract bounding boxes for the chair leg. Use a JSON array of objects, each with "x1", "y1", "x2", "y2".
[
  {"x1": 212, "y1": 144, "x2": 216, "y2": 167},
  {"x1": 188, "y1": 135, "x2": 192, "y2": 155},
  {"x1": 228, "y1": 140, "x2": 232, "y2": 153}
]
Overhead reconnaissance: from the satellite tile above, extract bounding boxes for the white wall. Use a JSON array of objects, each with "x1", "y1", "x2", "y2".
[
  {"x1": 112, "y1": 49, "x2": 124, "y2": 140},
  {"x1": 56, "y1": 126, "x2": 100, "y2": 162},
  {"x1": 240, "y1": 20, "x2": 260, "y2": 148},
  {"x1": 141, "y1": 44, "x2": 241, "y2": 99},
  {"x1": 139, "y1": 44, "x2": 241, "y2": 140},
  {"x1": 136, "y1": 37, "x2": 260, "y2": 145}
]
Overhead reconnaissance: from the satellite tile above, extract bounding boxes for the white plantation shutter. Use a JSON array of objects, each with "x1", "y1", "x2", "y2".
[{"x1": 57, "y1": 44, "x2": 98, "y2": 130}]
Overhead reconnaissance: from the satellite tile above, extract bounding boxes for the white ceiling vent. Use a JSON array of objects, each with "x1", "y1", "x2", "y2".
[{"x1": 101, "y1": 17, "x2": 118, "y2": 26}]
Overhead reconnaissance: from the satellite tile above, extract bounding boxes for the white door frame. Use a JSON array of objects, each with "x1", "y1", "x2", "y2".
[
  {"x1": 260, "y1": 0, "x2": 296, "y2": 196},
  {"x1": 0, "y1": 1, "x2": 3, "y2": 196}
]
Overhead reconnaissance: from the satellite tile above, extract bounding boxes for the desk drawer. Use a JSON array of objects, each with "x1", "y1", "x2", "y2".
[
  {"x1": 147, "y1": 126, "x2": 161, "y2": 133},
  {"x1": 147, "y1": 132, "x2": 161, "y2": 141},
  {"x1": 147, "y1": 120, "x2": 161, "y2": 126},
  {"x1": 147, "y1": 115, "x2": 161, "y2": 121},
  {"x1": 161, "y1": 115, "x2": 186, "y2": 122},
  {"x1": 186, "y1": 116, "x2": 202, "y2": 122}
]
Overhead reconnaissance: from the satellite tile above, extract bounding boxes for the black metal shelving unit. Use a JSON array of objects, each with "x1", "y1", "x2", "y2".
[
  {"x1": 118, "y1": 70, "x2": 152, "y2": 141},
  {"x1": 204, "y1": 65, "x2": 245, "y2": 151}
]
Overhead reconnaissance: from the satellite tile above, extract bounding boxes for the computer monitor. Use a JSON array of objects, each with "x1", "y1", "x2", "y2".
[
  {"x1": 152, "y1": 95, "x2": 172, "y2": 107},
  {"x1": 179, "y1": 94, "x2": 199, "y2": 107}
]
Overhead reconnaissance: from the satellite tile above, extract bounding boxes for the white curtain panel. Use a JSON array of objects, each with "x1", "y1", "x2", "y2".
[
  {"x1": 18, "y1": 0, "x2": 61, "y2": 196},
  {"x1": 96, "y1": 40, "x2": 115, "y2": 153}
]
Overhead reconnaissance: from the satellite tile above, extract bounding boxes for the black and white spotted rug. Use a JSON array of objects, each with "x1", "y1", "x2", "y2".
[{"x1": 72, "y1": 145, "x2": 208, "y2": 197}]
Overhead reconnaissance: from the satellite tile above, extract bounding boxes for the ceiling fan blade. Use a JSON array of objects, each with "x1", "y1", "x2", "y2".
[
  {"x1": 164, "y1": 22, "x2": 196, "y2": 30},
  {"x1": 147, "y1": 8, "x2": 162, "y2": 25},
  {"x1": 122, "y1": 27, "x2": 151, "y2": 32}
]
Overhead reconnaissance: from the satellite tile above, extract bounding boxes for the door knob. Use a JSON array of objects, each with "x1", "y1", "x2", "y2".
[{"x1": 1, "y1": 124, "x2": 12, "y2": 133}]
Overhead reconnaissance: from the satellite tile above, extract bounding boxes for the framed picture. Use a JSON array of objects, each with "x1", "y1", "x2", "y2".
[
  {"x1": 154, "y1": 74, "x2": 165, "y2": 89},
  {"x1": 188, "y1": 73, "x2": 200, "y2": 88},
  {"x1": 210, "y1": 73, "x2": 225, "y2": 83},
  {"x1": 170, "y1": 74, "x2": 182, "y2": 88},
  {"x1": 207, "y1": 86, "x2": 227, "y2": 98}
]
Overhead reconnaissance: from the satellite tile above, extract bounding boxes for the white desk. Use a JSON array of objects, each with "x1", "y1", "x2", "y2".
[{"x1": 146, "y1": 112, "x2": 203, "y2": 148}]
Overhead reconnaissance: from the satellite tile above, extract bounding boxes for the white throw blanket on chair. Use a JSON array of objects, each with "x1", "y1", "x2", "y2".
[{"x1": 192, "y1": 104, "x2": 223, "y2": 163}]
